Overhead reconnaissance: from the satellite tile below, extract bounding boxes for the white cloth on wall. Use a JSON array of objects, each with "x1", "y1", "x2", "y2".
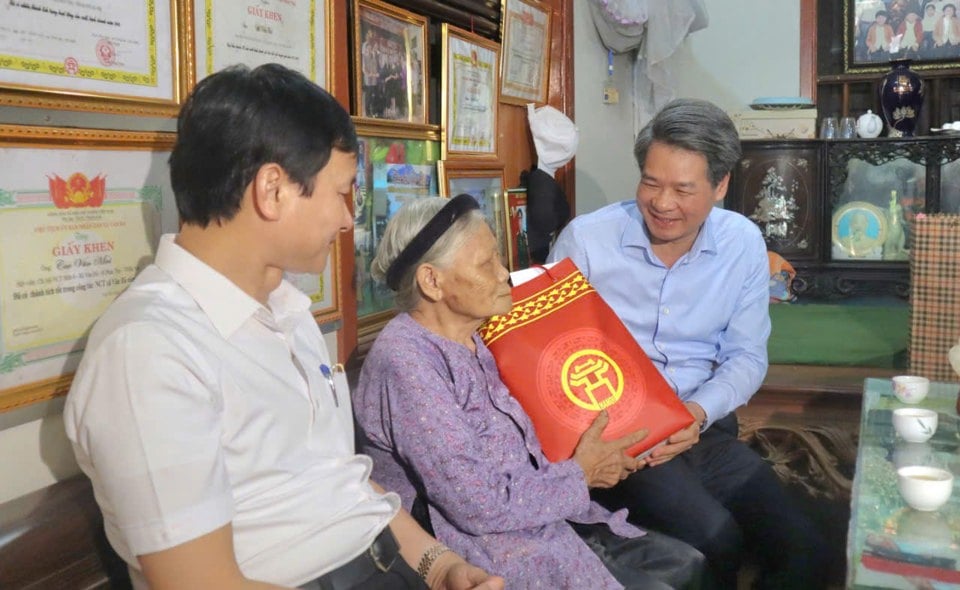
[
  {"x1": 632, "y1": 0, "x2": 709, "y2": 131},
  {"x1": 588, "y1": 0, "x2": 650, "y2": 52},
  {"x1": 587, "y1": 0, "x2": 709, "y2": 133}
]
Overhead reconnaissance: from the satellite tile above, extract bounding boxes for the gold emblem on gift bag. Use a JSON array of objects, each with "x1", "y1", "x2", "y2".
[{"x1": 561, "y1": 350, "x2": 623, "y2": 411}]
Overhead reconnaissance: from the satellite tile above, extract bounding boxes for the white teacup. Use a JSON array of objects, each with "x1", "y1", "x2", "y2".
[
  {"x1": 893, "y1": 375, "x2": 930, "y2": 404},
  {"x1": 892, "y1": 408, "x2": 938, "y2": 443},
  {"x1": 897, "y1": 466, "x2": 954, "y2": 511}
]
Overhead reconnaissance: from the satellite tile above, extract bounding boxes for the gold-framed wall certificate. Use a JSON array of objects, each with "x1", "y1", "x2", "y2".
[
  {"x1": 188, "y1": 0, "x2": 328, "y2": 89},
  {"x1": 0, "y1": 1, "x2": 181, "y2": 116},
  {"x1": 0, "y1": 126, "x2": 179, "y2": 413},
  {"x1": 499, "y1": 0, "x2": 552, "y2": 105},
  {"x1": 441, "y1": 24, "x2": 500, "y2": 159}
]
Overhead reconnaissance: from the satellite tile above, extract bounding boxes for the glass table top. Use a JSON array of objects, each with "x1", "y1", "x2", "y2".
[{"x1": 848, "y1": 378, "x2": 960, "y2": 589}]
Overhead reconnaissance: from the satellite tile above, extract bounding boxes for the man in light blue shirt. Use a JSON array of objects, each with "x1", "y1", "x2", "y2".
[{"x1": 547, "y1": 98, "x2": 827, "y2": 589}]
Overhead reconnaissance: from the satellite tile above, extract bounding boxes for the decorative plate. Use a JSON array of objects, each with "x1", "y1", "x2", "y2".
[
  {"x1": 930, "y1": 128, "x2": 960, "y2": 135},
  {"x1": 831, "y1": 201, "x2": 888, "y2": 261}
]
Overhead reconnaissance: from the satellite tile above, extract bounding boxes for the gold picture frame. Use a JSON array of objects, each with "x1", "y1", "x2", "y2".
[
  {"x1": 352, "y1": 0, "x2": 429, "y2": 127},
  {"x1": 441, "y1": 23, "x2": 501, "y2": 160},
  {"x1": 353, "y1": 121, "x2": 441, "y2": 326},
  {"x1": 437, "y1": 160, "x2": 508, "y2": 260},
  {"x1": 0, "y1": 125, "x2": 179, "y2": 413},
  {"x1": 499, "y1": 0, "x2": 552, "y2": 105},
  {"x1": 0, "y1": 1, "x2": 183, "y2": 117},
  {"x1": 185, "y1": 0, "x2": 330, "y2": 92}
]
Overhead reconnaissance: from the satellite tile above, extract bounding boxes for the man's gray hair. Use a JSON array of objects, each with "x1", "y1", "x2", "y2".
[
  {"x1": 371, "y1": 197, "x2": 488, "y2": 312},
  {"x1": 633, "y1": 98, "x2": 742, "y2": 187}
]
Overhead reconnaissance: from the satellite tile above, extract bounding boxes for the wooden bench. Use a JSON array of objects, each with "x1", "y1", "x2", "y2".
[{"x1": 0, "y1": 475, "x2": 130, "y2": 589}]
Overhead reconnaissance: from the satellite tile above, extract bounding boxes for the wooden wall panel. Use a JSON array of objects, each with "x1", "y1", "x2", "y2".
[{"x1": 336, "y1": 0, "x2": 575, "y2": 364}]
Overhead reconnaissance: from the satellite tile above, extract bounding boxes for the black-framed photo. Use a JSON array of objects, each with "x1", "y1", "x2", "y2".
[
  {"x1": 353, "y1": 0, "x2": 428, "y2": 125},
  {"x1": 845, "y1": 0, "x2": 960, "y2": 72}
]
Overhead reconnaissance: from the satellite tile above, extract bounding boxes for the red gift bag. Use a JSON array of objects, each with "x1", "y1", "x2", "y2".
[{"x1": 479, "y1": 258, "x2": 694, "y2": 463}]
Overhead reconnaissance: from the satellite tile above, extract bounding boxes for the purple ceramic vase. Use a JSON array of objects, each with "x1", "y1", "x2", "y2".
[{"x1": 879, "y1": 59, "x2": 925, "y2": 137}]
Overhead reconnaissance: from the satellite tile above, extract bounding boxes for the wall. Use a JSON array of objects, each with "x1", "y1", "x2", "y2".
[{"x1": 573, "y1": 0, "x2": 801, "y2": 215}]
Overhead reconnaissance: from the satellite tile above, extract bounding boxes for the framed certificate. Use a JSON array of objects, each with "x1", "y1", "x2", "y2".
[
  {"x1": 499, "y1": 0, "x2": 552, "y2": 105},
  {"x1": 0, "y1": 1, "x2": 182, "y2": 116},
  {"x1": 0, "y1": 125, "x2": 179, "y2": 413},
  {"x1": 188, "y1": 0, "x2": 328, "y2": 89},
  {"x1": 441, "y1": 23, "x2": 500, "y2": 159}
]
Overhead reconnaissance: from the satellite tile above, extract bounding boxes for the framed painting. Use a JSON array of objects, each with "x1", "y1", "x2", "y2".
[
  {"x1": 353, "y1": 0, "x2": 428, "y2": 126},
  {"x1": 502, "y1": 189, "x2": 530, "y2": 271},
  {"x1": 0, "y1": 1, "x2": 182, "y2": 116},
  {"x1": 354, "y1": 123, "x2": 440, "y2": 323},
  {"x1": 186, "y1": 0, "x2": 328, "y2": 90},
  {"x1": 845, "y1": 0, "x2": 960, "y2": 72},
  {"x1": 499, "y1": 0, "x2": 552, "y2": 105},
  {"x1": 441, "y1": 23, "x2": 500, "y2": 159},
  {"x1": 437, "y1": 161, "x2": 508, "y2": 259},
  {"x1": 0, "y1": 125, "x2": 179, "y2": 413}
]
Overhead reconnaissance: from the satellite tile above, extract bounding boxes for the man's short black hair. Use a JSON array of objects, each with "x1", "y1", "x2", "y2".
[{"x1": 169, "y1": 63, "x2": 358, "y2": 227}]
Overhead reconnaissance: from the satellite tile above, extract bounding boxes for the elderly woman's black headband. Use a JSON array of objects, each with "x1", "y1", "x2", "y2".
[{"x1": 385, "y1": 193, "x2": 480, "y2": 291}]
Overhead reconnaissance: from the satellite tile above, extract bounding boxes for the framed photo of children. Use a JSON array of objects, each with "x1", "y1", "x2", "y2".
[
  {"x1": 499, "y1": 0, "x2": 552, "y2": 105},
  {"x1": 437, "y1": 161, "x2": 508, "y2": 259},
  {"x1": 502, "y1": 189, "x2": 531, "y2": 271},
  {"x1": 845, "y1": 0, "x2": 960, "y2": 72},
  {"x1": 353, "y1": 0, "x2": 428, "y2": 126},
  {"x1": 441, "y1": 24, "x2": 500, "y2": 159}
]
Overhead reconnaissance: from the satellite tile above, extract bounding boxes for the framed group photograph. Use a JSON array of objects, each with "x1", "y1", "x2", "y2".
[
  {"x1": 503, "y1": 189, "x2": 531, "y2": 271},
  {"x1": 845, "y1": 0, "x2": 960, "y2": 72},
  {"x1": 187, "y1": 0, "x2": 328, "y2": 90},
  {"x1": 437, "y1": 161, "x2": 507, "y2": 258},
  {"x1": 499, "y1": 0, "x2": 552, "y2": 105},
  {"x1": 0, "y1": 1, "x2": 181, "y2": 116},
  {"x1": 441, "y1": 23, "x2": 500, "y2": 159},
  {"x1": 353, "y1": 0, "x2": 428, "y2": 126}
]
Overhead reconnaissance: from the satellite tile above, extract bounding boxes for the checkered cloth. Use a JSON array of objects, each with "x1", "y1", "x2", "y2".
[{"x1": 909, "y1": 214, "x2": 960, "y2": 383}]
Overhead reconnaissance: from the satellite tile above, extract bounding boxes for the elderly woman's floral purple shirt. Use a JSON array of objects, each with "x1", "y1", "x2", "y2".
[{"x1": 353, "y1": 313, "x2": 643, "y2": 588}]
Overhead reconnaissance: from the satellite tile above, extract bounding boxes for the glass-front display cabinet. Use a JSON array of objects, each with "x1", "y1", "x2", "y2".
[{"x1": 728, "y1": 137, "x2": 960, "y2": 299}]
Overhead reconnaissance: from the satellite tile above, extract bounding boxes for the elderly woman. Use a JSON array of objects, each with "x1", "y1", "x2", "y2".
[{"x1": 353, "y1": 195, "x2": 705, "y2": 589}]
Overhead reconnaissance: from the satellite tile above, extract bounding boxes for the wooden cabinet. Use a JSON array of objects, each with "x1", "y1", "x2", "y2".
[{"x1": 728, "y1": 137, "x2": 960, "y2": 299}]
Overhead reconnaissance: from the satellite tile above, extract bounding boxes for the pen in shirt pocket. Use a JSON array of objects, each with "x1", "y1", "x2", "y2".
[{"x1": 319, "y1": 363, "x2": 345, "y2": 407}]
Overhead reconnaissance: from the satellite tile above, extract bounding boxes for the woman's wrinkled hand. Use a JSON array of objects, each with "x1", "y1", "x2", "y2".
[
  {"x1": 573, "y1": 411, "x2": 647, "y2": 488},
  {"x1": 429, "y1": 552, "x2": 505, "y2": 590}
]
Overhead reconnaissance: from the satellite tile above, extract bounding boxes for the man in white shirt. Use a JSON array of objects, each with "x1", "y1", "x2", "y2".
[{"x1": 64, "y1": 63, "x2": 503, "y2": 590}]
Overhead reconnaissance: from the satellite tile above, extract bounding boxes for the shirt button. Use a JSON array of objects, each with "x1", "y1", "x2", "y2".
[
  {"x1": 662, "y1": 307, "x2": 670, "y2": 315},
  {"x1": 669, "y1": 368, "x2": 677, "y2": 374}
]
